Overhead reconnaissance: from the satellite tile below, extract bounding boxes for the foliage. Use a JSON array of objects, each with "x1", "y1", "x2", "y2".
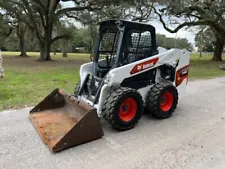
[
  {"x1": 0, "y1": 0, "x2": 104, "y2": 60},
  {"x1": 0, "y1": 14, "x2": 12, "y2": 37},
  {"x1": 157, "y1": 34, "x2": 193, "y2": 50},
  {"x1": 153, "y1": 0, "x2": 225, "y2": 61},
  {"x1": 195, "y1": 27, "x2": 215, "y2": 52},
  {"x1": 65, "y1": 0, "x2": 156, "y2": 24},
  {"x1": 0, "y1": 27, "x2": 193, "y2": 52}
]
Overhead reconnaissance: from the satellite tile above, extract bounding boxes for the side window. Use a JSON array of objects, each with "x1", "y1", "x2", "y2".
[
  {"x1": 131, "y1": 31, "x2": 152, "y2": 49},
  {"x1": 100, "y1": 31, "x2": 120, "y2": 52},
  {"x1": 122, "y1": 29, "x2": 153, "y2": 64},
  {"x1": 98, "y1": 29, "x2": 120, "y2": 68}
]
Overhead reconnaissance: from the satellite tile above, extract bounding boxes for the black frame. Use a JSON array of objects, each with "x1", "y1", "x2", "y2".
[
  {"x1": 94, "y1": 20, "x2": 158, "y2": 72},
  {"x1": 118, "y1": 21, "x2": 158, "y2": 67}
]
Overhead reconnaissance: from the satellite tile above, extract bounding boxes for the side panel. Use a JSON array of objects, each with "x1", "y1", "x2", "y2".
[
  {"x1": 108, "y1": 49, "x2": 178, "y2": 86},
  {"x1": 79, "y1": 62, "x2": 93, "y2": 84},
  {"x1": 174, "y1": 50, "x2": 190, "y2": 99},
  {"x1": 108, "y1": 53, "x2": 162, "y2": 86},
  {"x1": 106, "y1": 49, "x2": 189, "y2": 101},
  {"x1": 155, "y1": 49, "x2": 190, "y2": 99}
]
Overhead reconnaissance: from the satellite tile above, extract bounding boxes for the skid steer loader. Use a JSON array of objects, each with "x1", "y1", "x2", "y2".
[{"x1": 30, "y1": 20, "x2": 190, "y2": 152}]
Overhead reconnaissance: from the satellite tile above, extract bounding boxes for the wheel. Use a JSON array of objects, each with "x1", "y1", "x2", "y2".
[
  {"x1": 74, "y1": 80, "x2": 80, "y2": 97},
  {"x1": 146, "y1": 83, "x2": 178, "y2": 119},
  {"x1": 102, "y1": 87, "x2": 144, "y2": 131}
]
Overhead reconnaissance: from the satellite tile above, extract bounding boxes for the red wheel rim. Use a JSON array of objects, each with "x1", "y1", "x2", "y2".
[
  {"x1": 160, "y1": 91, "x2": 174, "y2": 112},
  {"x1": 119, "y1": 98, "x2": 137, "y2": 122}
]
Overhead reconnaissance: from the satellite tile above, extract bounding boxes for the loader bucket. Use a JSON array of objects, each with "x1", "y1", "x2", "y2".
[{"x1": 29, "y1": 89, "x2": 104, "y2": 152}]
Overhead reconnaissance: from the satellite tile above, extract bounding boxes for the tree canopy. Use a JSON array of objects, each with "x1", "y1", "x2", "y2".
[
  {"x1": 0, "y1": 0, "x2": 104, "y2": 60},
  {"x1": 153, "y1": 0, "x2": 225, "y2": 61},
  {"x1": 195, "y1": 27, "x2": 215, "y2": 53},
  {"x1": 1, "y1": 0, "x2": 223, "y2": 62}
]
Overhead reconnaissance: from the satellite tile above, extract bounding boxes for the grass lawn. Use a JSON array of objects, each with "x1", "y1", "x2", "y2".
[
  {"x1": 0, "y1": 52, "x2": 224, "y2": 111},
  {"x1": 189, "y1": 53, "x2": 225, "y2": 79},
  {"x1": 0, "y1": 52, "x2": 90, "y2": 111}
]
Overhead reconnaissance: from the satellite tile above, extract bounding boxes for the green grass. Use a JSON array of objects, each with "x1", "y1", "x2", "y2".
[
  {"x1": 0, "y1": 52, "x2": 89, "y2": 111},
  {"x1": 189, "y1": 53, "x2": 225, "y2": 80},
  {"x1": 0, "y1": 52, "x2": 224, "y2": 111}
]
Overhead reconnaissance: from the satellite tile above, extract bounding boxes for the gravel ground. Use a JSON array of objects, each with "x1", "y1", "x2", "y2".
[{"x1": 1, "y1": 77, "x2": 225, "y2": 169}]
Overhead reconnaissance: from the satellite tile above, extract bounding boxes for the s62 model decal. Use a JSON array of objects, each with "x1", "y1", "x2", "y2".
[
  {"x1": 176, "y1": 65, "x2": 189, "y2": 87},
  {"x1": 130, "y1": 58, "x2": 159, "y2": 75}
]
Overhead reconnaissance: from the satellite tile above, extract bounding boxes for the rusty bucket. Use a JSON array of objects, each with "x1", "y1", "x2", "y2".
[{"x1": 29, "y1": 89, "x2": 104, "y2": 152}]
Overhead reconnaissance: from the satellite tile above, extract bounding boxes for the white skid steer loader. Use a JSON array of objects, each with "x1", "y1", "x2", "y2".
[{"x1": 29, "y1": 20, "x2": 190, "y2": 152}]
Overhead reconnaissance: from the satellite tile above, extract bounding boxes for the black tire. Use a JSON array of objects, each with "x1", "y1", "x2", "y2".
[
  {"x1": 102, "y1": 87, "x2": 144, "y2": 131},
  {"x1": 146, "y1": 83, "x2": 178, "y2": 119},
  {"x1": 74, "y1": 80, "x2": 81, "y2": 97}
]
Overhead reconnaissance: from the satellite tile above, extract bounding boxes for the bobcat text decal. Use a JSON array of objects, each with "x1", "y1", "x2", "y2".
[
  {"x1": 176, "y1": 65, "x2": 189, "y2": 87},
  {"x1": 130, "y1": 58, "x2": 159, "y2": 75}
]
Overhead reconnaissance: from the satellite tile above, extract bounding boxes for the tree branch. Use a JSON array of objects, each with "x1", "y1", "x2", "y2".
[
  {"x1": 35, "y1": 0, "x2": 45, "y2": 9},
  {"x1": 51, "y1": 34, "x2": 70, "y2": 44},
  {"x1": 153, "y1": 7, "x2": 215, "y2": 33},
  {"x1": 20, "y1": 0, "x2": 43, "y2": 42},
  {"x1": 56, "y1": 5, "x2": 102, "y2": 17},
  {"x1": 37, "y1": 8, "x2": 46, "y2": 28},
  {"x1": 65, "y1": 12, "x2": 93, "y2": 24}
]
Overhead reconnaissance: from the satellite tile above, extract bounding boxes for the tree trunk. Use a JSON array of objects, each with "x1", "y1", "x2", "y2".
[
  {"x1": 39, "y1": 25, "x2": 53, "y2": 61},
  {"x1": 16, "y1": 23, "x2": 27, "y2": 57},
  {"x1": 62, "y1": 48, "x2": 67, "y2": 57},
  {"x1": 19, "y1": 37, "x2": 27, "y2": 57},
  {"x1": 89, "y1": 24, "x2": 97, "y2": 54},
  {"x1": 199, "y1": 50, "x2": 202, "y2": 58},
  {"x1": 60, "y1": 39, "x2": 68, "y2": 57},
  {"x1": 39, "y1": 42, "x2": 51, "y2": 61},
  {"x1": 212, "y1": 37, "x2": 224, "y2": 61}
]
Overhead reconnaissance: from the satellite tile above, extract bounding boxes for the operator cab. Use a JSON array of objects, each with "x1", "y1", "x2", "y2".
[{"x1": 93, "y1": 20, "x2": 158, "y2": 78}]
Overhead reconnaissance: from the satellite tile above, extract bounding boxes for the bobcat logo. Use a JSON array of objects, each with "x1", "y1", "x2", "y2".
[{"x1": 130, "y1": 58, "x2": 159, "y2": 75}]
